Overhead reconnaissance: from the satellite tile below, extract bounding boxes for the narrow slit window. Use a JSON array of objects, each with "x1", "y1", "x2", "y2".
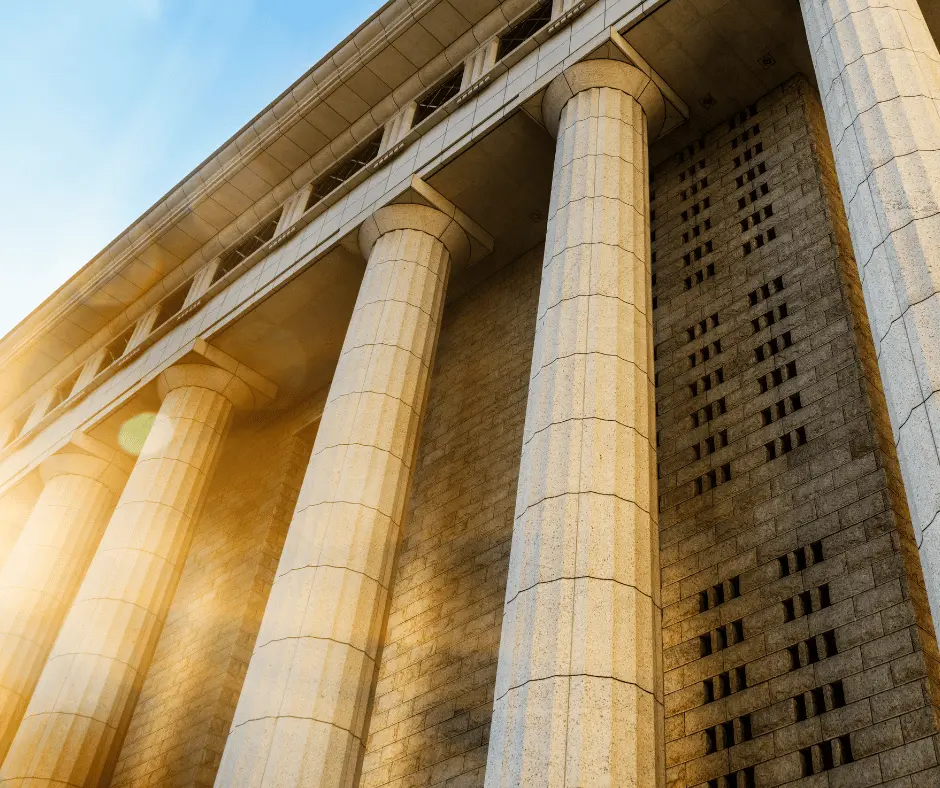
[
  {"x1": 47, "y1": 368, "x2": 83, "y2": 411},
  {"x1": 497, "y1": 0, "x2": 552, "y2": 60},
  {"x1": 100, "y1": 327, "x2": 135, "y2": 370},
  {"x1": 214, "y1": 209, "x2": 283, "y2": 284},
  {"x1": 413, "y1": 68, "x2": 464, "y2": 125},
  {"x1": 152, "y1": 278, "x2": 194, "y2": 332},
  {"x1": 305, "y1": 132, "x2": 383, "y2": 212}
]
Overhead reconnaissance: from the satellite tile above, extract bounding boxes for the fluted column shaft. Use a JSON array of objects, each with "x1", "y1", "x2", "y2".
[
  {"x1": 0, "y1": 365, "x2": 249, "y2": 787},
  {"x1": 485, "y1": 60, "x2": 665, "y2": 788},
  {"x1": 799, "y1": 0, "x2": 940, "y2": 624},
  {"x1": 0, "y1": 480, "x2": 41, "y2": 575},
  {"x1": 0, "y1": 445, "x2": 129, "y2": 763},
  {"x1": 214, "y1": 204, "x2": 468, "y2": 788}
]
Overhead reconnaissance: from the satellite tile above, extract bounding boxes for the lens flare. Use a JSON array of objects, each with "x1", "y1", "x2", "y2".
[{"x1": 117, "y1": 412, "x2": 157, "y2": 456}]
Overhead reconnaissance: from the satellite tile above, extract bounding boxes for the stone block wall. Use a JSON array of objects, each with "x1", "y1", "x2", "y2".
[
  {"x1": 359, "y1": 245, "x2": 541, "y2": 788},
  {"x1": 108, "y1": 399, "x2": 318, "y2": 788},
  {"x1": 651, "y1": 76, "x2": 940, "y2": 787}
]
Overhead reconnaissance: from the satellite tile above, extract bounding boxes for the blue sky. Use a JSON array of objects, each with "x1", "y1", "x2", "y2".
[{"x1": 0, "y1": 0, "x2": 386, "y2": 337}]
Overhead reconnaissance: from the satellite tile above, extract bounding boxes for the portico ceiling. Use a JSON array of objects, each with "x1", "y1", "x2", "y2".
[
  {"x1": 636, "y1": 0, "x2": 815, "y2": 163},
  {"x1": 637, "y1": 0, "x2": 940, "y2": 162},
  {"x1": 210, "y1": 110, "x2": 555, "y2": 398}
]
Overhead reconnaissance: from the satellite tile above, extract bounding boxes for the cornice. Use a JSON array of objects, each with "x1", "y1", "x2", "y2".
[{"x1": 0, "y1": 0, "x2": 441, "y2": 369}]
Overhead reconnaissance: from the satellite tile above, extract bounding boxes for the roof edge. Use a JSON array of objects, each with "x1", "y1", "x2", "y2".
[{"x1": 0, "y1": 0, "x2": 429, "y2": 364}]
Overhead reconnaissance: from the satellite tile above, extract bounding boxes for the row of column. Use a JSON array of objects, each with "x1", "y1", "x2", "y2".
[
  {"x1": 213, "y1": 0, "x2": 940, "y2": 779},
  {"x1": 209, "y1": 58, "x2": 670, "y2": 788},
  {"x1": 0, "y1": 55, "x2": 668, "y2": 787},
  {"x1": 2, "y1": 0, "x2": 940, "y2": 783},
  {"x1": 0, "y1": 362, "x2": 271, "y2": 785}
]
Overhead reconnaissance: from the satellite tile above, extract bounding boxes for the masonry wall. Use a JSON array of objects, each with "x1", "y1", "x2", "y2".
[
  {"x1": 652, "y1": 76, "x2": 940, "y2": 788},
  {"x1": 359, "y1": 245, "x2": 541, "y2": 788},
  {"x1": 109, "y1": 399, "x2": 318, "y2": 788}
]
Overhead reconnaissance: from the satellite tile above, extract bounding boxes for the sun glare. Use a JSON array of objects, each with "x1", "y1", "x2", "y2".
[{"x1": 117, "y1": 411, "x2": 157, "y2": 456}]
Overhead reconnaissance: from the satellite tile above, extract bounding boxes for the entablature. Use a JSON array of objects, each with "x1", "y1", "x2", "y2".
[{"x1": 0, "y1": 0, "x2": 647, "y2": 451}]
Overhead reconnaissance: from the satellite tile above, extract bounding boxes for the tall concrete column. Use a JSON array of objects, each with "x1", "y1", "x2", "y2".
[
  {"x1": 0, "y1": 435, "x2": 131, "y2": 763},
  {"x1": 485, "y1": 59, "x2": 665, "y2": 788},
  {"x1": 799, "y1": 0, "x2": 940, "y2": 624},
  {"x1": 214, "y1": 204, "x2": 469, "y2": 788},
  {"x1": 0, "y1": 476, "x2": 42, "y2": 574},
  {"x1": 0, "y1": 360, "x2": 272, "y2": 787}
]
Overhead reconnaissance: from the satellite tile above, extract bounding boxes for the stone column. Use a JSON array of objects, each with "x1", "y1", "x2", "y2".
[
  {"x1": 214, "y1": 204, "x2": 469, "y2": 788},
  {"x1": 0, "y1": 435, "x2": 131, "y2": 763},
  {"x1": 0, "y1": 476, "x2": 42, "y2": 573},
  {"x1": 0, "y1": 361, "x2": 271, "y2": 787},
  {"x1": 484, "y1": 59, "x2": 665, "y2": 788},
  {"x1": 799, "y1": 0, "x2": 940, "y2": 624}
]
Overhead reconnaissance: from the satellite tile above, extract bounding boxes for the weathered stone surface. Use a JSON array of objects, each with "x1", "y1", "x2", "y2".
[
  {"x1": 652, "y1": 75, "x2": 940, "y2": 788},
  {"x1": 485, "y1": 60, "x2": 664, "y2": 788},
  {"x1": 0, "y1": 479, "x2": 41, "y2": 574},
  {"x1": 358, "y1": 244, "x2": 540, "y2": 788},
  {"x1": 800, "y1": 0, "x2": 940, "y2": 626},
  {"x1": 0, "y1": 438, "x2": 130, "y2": 763},
  {"x1": 108, "y1": 405, "x2": 316, "y2": 788}
]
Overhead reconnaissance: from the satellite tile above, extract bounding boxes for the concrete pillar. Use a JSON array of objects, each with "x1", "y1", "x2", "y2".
[
  {"x1": 213, "y1": 204, "x2": 469, "y2": 788},
  {"x1": 0, "y1": 361, "x2": 272, "y2": 787},
  {"x1": 799, "y1": 0, "x2": 940, "y2": 625},
  {"x1": 0, "y1": 435, "x2": 131, "y2": 763},
  {"x1": 0, "y1": 476, "x2": 43, "y2": 573},
  {"x1": 484, "y1": 60, "x2": 665, "y2": 788}
]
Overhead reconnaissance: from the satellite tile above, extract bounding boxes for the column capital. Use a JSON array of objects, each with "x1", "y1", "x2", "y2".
[
  {"x1": 39, "y1": 432, "x2": 133, "y2": 494},
  {"x1": 358, "y1": 203, "x2": 471, "y2": 266},
  {"x1": 542, "y1": 59, "x2": 666, "y2": 138},
  {"x1": 156, "y1": 339, "x2": 277, "y2": 411},
  {"x1": 358, "y1": 176, "x2": 494, "y2": 268}
]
